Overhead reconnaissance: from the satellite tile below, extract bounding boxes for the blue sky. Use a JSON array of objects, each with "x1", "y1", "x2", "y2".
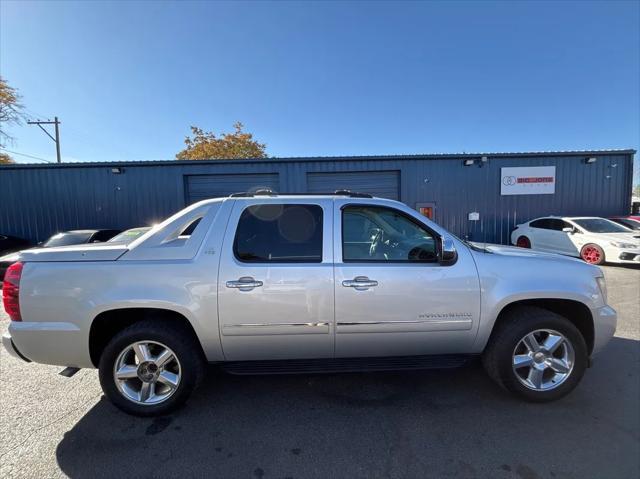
[{"x1": 1, "y1": 1, "x2": 638, "y2": 184}]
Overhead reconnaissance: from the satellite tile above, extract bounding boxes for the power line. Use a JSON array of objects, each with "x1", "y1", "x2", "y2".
[
  {"x1": 24, "y1": 109, "x2": 136, "y2": 160},
  {"x1": 22, "y1": 107, "x2": 50, "y2": 121},
  {"x1": 0, "y1": 148, "x2": 52, "y2": 163}
]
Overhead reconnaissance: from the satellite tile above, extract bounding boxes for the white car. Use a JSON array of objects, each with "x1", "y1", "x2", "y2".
[{"x1": 511, "y1": 216, "x2": 640, "y2": 265}]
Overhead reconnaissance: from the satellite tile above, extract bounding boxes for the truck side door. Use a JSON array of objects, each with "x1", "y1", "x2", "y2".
[
  {"x1": 217, "y1": 198, "x2": 334, "y2": 360},
  {"x1": 333, "y1": 200, "x2": 481, "y2": 358}
]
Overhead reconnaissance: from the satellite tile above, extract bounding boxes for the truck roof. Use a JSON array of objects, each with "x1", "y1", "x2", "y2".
[{"x1": 228, "y1": 189, "x2": 374, "y2": 199}]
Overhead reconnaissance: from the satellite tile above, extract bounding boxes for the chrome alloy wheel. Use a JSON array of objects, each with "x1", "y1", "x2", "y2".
[
  {"x1": 113, "y1": 341, "x2": 182, "y2": 405},
  {"x1": 512, "y1": 329, "x2": 575, "y2": 391}
]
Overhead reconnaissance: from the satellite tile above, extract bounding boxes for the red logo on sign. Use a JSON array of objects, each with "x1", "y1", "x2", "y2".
[{"x1": 517, "y1": 177, "x2": 554, "y2": 184}]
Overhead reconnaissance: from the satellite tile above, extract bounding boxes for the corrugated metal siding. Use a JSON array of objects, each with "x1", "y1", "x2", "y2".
[
  {"x1": 0, "y1": 152, "x2": 633, "y2": 244},
  {"x1": 185, "y1": 173, "x2": 280, "y2": 204},
  {"x1": 306, "y1": 171, "x2": 400, "y2": 199}
]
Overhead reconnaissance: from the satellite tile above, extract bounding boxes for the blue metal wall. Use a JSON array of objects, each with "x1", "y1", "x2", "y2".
[{"x1": 0, "y1": 150, "x2": 634, "y2": 244}]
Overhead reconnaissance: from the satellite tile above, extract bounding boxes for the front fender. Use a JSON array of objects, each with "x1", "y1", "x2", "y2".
[{"x1": 470, "y1": 251, "x2": 604, "y2": 353}]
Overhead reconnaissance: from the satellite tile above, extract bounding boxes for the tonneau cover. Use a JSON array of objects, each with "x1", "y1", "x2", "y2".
[{"x1": 18, "y1": 244, "x2": 129, "y2": 262}]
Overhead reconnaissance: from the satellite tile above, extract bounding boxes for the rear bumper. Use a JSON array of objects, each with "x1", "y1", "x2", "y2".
[
  {"x1": 6, "y1": 321, "x2": 93, "y2": 368},
  {"x1": 592, "y1": 305, "x2": 617, "y2": 355},
  {"x1": 2, "y1": 332, "x2": 31, "y2": 362}
]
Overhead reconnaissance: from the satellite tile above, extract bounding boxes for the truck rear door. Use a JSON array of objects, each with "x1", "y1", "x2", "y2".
[{"x1": 217, "y1": 198, "x2": 334, "y2": 360}]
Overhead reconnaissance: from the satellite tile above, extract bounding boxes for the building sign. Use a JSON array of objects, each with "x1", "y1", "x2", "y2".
[{"x1": 500, "y1": 166, "x2": 556, "y2": 195}]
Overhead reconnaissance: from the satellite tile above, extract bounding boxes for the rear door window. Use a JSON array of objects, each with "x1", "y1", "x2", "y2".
[
  {"x1": 233, "y1": 204, "x2": 323, "y2": 263},
  {"x1": 530, "y1": 219, "x2": 552, "y2": 229},
  {"x1": 548, "y1": 219, "x2": 567, "y2": 231}
]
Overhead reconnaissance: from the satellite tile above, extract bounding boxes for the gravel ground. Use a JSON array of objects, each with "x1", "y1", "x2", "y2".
[{"x1": 0, "y1": 265, "x2": 638, "y2": 479}]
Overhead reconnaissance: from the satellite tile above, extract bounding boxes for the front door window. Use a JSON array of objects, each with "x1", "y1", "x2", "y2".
[{"x1": 342, "y1": 205, "x2": 438, "y2": 262}]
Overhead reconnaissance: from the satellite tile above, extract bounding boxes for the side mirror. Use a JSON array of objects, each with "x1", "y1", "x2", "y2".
[
  {"x1": 562, "y1": 227, "x2": 575, "y2": 234},
  {"x1": 439, "y1": 236, "x2": 458, "y2": 265}
]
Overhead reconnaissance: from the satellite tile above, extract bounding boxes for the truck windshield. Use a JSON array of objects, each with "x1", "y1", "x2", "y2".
[{"x1": 572, "y1": 218, "x2": 631, "y2": 233}]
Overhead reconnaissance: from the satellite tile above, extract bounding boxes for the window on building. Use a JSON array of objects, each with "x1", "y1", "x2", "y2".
[
  {"x1": 342, "y1": 205, "x2": 437, "y2": 262},
  {"x1": 234, "y1": 204, "x2": 323, "y2": 263}
]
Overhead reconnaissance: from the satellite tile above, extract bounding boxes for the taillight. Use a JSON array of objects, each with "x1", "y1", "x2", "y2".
[{"x1": 2, "y1": 262, "x2": 23, "y2": 321}]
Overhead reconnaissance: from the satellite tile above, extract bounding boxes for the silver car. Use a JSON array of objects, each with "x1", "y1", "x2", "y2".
[{"x1": 2, "y1": 191, "x2": 617, "y2": 416}]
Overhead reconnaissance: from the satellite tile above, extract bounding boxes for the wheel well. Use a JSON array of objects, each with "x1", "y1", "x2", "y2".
[
  {"x1": 494, "y1": 299, "x2": 595, "y2": 354},
  {"x1": 89, "y1": 308, "x2": 202, "y2": 367}
]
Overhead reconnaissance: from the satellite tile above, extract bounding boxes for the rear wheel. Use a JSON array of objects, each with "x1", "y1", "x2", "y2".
[
  {"x1": 99, "y1": 319, "x2": 204, "y2": 416},
  {"x1": 483, "y1": 306, "x2": 588, "y2": 402},
  {"x1": 580, "y1": 244, "x2": 605, "y2": 265},
  {"x1": 515, "y1": 236, "x2": 531, "y2": 248}
]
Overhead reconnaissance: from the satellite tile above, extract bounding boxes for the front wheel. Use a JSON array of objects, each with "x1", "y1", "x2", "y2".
[
  {"x1": 99, "y1": 320, "x2": 204, "y2": 416},
  {"x1": 482, "y1": 306, "x2": 588, "y2": 402}
]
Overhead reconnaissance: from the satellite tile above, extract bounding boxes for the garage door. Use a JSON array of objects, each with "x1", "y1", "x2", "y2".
[
  {"x1": 185, "y1": 173, "x2": 280, "y2": 204},
  {"x1": 306, "y1": 171, "x2": 400, "y2": 200}
]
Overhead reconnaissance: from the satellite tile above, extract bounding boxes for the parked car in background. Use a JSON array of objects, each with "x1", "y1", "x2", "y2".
[
  {"x1": 0, "y1": 229, "x2": 121, "y2": 280},
  {"x1": 41, "y1": 229, "x2": 121, "y2": 247},
  {"x1": 2, "y1": 192, "x2": 617, "y2": 416},
  {"x1": 608, "y1": 216, "x2": 640, "y2": 231},
  {"x1": 107, "y1": 227, "x2": 152, "y2": 244},
  {"x1": 0, "y1": 235, "x2": 31, "y2": 256},
  {"x1": 511, "y1": 216, "x2": 640, "y2": 265}
]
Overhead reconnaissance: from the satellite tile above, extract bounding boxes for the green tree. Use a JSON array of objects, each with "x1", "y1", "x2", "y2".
[
  {"x1": 0, "y1": 76, "x2": 24, "y2": 163},
  {"x1": 176, "y1": 122, "x2": 267, "y2": 160}
]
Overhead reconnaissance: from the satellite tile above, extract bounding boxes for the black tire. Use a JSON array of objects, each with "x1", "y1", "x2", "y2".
[
  {"x1": 99, "y1": 319, "x2": 205, "y2": 416},
  {"x1": 482, "y1": 306, "x2": 588, "y2": 402}
]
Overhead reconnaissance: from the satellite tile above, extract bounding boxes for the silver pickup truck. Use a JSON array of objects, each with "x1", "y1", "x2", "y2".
[{"x1": 2, "y1": 191, "x2": 617, "y2": 416}]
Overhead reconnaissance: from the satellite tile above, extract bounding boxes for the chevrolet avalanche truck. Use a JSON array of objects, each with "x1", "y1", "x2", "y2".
[{"x1": 2, "y1": 191, "x2": 617, "y2": 416}]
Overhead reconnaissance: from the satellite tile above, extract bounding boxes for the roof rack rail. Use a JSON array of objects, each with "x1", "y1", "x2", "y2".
[
  {"x1": 228, "y1": 189, "x2": 373, "y2": 199},
  {"x1": 333, "y1": 189, "x2": 373, "y2": 198},
  {"x1": 229, "y1": 188, "x2": 276, "y2": 197}
]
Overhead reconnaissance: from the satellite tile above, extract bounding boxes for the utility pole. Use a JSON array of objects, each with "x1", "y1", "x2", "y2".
[{"x1": 27, "y1": 117, "x2": 61, "y2": 163}]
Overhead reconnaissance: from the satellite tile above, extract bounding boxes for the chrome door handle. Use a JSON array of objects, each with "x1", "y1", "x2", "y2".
[
  {"x1": 226, "y1": 277, "x2": 263, "y2": 290},
  {"x1": 342, "y1": 276, "x2": 378, "y2": 290}
]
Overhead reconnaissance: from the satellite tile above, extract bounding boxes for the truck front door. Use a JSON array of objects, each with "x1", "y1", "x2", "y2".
[
  {"x1": 218, "y1": 198, "x2": 334, "y2": 360},
  {"x1": 334, "y1": 200, "x2": 481, "y2": 358}
]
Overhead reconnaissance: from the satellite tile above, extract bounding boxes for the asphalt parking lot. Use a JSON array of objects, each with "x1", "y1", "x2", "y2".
[{"x1": 0, "y1": 265, "x2": 638, "y2": 479}]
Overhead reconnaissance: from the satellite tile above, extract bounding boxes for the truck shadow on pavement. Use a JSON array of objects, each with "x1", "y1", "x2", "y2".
[{"x1": 56, "y1": 337, "x2": 640, "y2": 479}]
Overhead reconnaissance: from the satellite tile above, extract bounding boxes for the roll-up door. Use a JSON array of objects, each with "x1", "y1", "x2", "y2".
[
  {"x1": 306, "y1": 171, "x2": 399, "y2": 200},
  {"x1": 185, "y1": 173, "x2": 280, "y2": 204}
]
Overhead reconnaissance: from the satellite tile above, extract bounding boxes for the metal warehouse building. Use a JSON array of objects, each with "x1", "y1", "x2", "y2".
[{"x1": 0, "y1": 149, "x2": 635, "y2": 245}]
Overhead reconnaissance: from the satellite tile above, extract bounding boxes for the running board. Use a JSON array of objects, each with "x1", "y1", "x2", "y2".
[{"x1": 221, "y1": 354, "x2": 472, "y2": 375}]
